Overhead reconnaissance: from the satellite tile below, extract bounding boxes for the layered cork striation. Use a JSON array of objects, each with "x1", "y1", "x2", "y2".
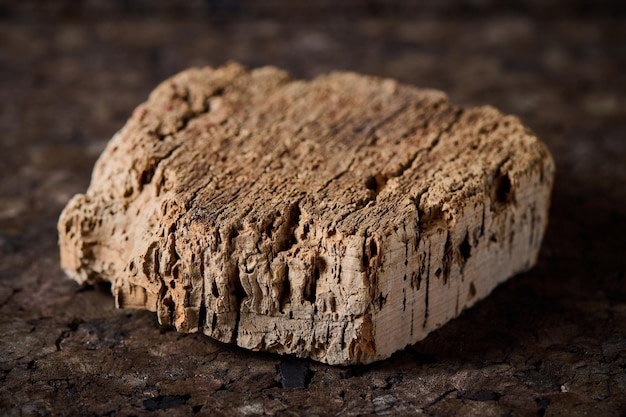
[{"x1": 58, "y1": 63, "x2": 554, "y2": 365}]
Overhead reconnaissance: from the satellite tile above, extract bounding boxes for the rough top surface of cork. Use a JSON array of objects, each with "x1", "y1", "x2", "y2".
[{"x1": 58, "y1": 62, "x2": 554, "y2": 364}]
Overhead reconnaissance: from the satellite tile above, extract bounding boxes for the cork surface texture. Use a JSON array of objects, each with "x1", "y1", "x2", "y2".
[{"x1": 1, "y1": 3, "x2": 625, "y2": 415}]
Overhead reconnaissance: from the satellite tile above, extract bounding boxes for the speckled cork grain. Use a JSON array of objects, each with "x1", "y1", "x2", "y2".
[{"x1": 58, "y1": 62, "x2": 554, "y2": 365}]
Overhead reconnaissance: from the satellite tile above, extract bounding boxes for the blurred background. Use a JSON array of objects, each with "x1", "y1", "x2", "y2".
[{"x1": 1, "y1": 1, "x2": 625, "y2": 415}]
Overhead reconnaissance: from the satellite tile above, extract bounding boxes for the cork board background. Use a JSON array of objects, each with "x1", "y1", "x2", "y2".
[{"x1": 1, "y1": 1, "x2": 625, "y2": 415}]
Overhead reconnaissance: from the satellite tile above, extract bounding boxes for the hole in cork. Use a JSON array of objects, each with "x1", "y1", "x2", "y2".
[
  {"x1": 468, "y1": 282, "x2": 477, "y2": 300},
  {"x1": 233, "y1": 278, "x2": 247, "y2": 308},
  {"x1": 418, "y1": 205, "x2": 447, "y2": 231},
  {"x1": 364, "y1": 174, "x2": 387, "y2": 195},
  {"x1": 369, "y1": 239, "x2": 378, "y2": 257},
  {"x1": 280, "y1": 275, "x2": 291, "y2": 313},
  {"x1": 494, "y1": 173, "x2": 512, "y2": 204},
  {"x1": 460, "y1": 233, "x2": 471, "y2": 261},
  {"x1": 304, "y1": 262, "x2": 320, "y2": 304},
  {"x1": 365, "y1": 175, "x2": 378, "y2": 191},
  {"x1": 139, "y1": 166, "x2": 155, "y2": 186}
]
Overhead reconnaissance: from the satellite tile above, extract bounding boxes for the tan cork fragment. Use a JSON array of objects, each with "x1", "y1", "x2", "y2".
[{"x1": 58, "y1": 63, "x2": 555, "y2": 365}]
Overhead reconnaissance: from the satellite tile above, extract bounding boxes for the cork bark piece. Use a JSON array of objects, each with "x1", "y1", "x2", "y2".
[{"x1": 58, "y1": 63, "x2": 555, "y2": 365}]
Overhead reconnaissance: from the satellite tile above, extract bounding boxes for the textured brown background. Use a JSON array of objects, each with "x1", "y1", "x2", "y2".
[{"x1": 1, "y1": 1, "x2": 625, "y2": 416}]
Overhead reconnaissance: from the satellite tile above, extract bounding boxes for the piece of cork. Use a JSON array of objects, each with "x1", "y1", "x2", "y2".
[{"x1": 58, "y1": 63, "x2": 555, "y2": 365}]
